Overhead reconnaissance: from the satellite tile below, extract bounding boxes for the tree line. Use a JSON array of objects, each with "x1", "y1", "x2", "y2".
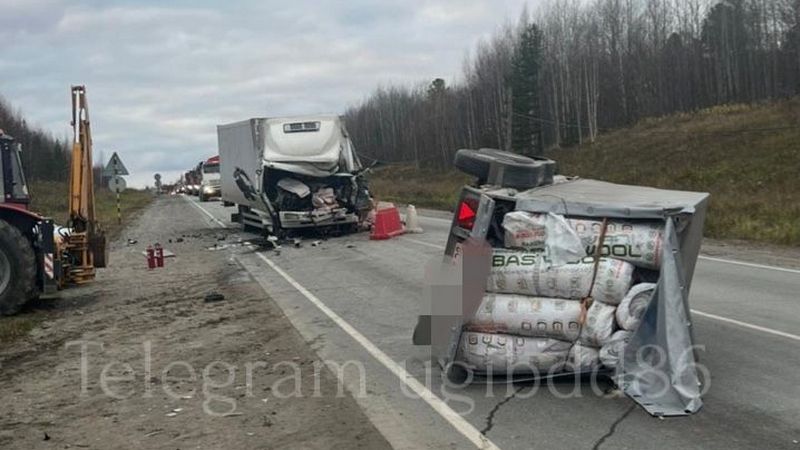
[
  {"x1": 344, "y1": 0, "x2": 800, "y2": 168},
  {"x1": 0, "y1": 97, "x2": 70, "y2": 182}
]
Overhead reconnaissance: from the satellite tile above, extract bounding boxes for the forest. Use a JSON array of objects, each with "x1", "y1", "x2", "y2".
[
  {"x1": 0, "y1": 98, "x2": 69, "y2": 182},
  {"x1": 344, "y1": 0, "x2": 800, "y2": 168}
]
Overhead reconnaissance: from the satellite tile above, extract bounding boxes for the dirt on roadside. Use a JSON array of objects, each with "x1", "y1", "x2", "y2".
[{"x1": 0, "y1": 195, "x2": 391, "y2": 450}]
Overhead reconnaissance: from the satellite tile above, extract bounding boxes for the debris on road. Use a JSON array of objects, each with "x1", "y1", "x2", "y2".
[
  {"x1": 405, "y1": 204, "x2": 423, "y2": 233},
  {"x1": 204, "y1": 292, "x2": 225, "y2": 303}
]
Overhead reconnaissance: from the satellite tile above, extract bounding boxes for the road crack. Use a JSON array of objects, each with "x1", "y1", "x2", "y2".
[
  {"x1": 591, "y1": 404, "x2": 636, "y2": 450},
  {"x1": 480, "y1": 385, "x2": 525, "y2": 436}
]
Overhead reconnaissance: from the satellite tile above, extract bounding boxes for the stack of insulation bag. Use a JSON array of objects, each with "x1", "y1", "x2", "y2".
[{"x1": 458, "y1": 211, "x2": 663, "y2": 376}]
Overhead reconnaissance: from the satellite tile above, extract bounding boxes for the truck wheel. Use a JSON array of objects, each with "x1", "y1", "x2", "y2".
[
  {"x1": 0, "y1": 219, "x2": 36, "y2": 316},
  {"x1": 454, "y1": 148, "x2": 555, "y2": 190}
]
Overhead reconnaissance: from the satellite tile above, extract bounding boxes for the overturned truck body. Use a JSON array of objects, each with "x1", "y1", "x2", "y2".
[
  {"x1": 414, "y1": 149, "x2": 709, "y2": 417},
  {"x1": 218, "y1": 116, "x2": 371, "y2": 234}
]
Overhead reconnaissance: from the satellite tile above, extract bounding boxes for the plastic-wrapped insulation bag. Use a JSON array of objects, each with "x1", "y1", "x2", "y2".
[
  {"x1": 502, "y1": 212, "x2": 585, "y2": 264},
  {"x1": 502, "y1": 212, "x2": 664, "y2": 269},
  {"x1": 568, "y1": 217, "x2": 664, "y2": 270},
  {"x1": 487, "y1": 250, "x2": 634, "y2": 305},
  {"x1": 565, "y1": 343, "x2": 601, "y2": 372},
  {"x1": 467, "y1": 294, "x2": 583, "y2": 341},
  {"x1": 616, "y1": 283, "x2": 657, "y2": 331},
  {"x1": 458, "y1": 331, "x2": 571, "y2": 374},
  {"x1": 599, "y1": 330, "x2": 633, "y2": 369},
  {"x1": 578, "y1": 300, "x2": 618, "y2": 347}
]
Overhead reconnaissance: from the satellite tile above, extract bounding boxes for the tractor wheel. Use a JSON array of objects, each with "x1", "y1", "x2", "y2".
[{"x1": 0, "y1": 219, "x2": 36, "y2": 316}]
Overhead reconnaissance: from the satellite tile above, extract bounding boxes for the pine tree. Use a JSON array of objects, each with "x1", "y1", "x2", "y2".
[{"x1": 510, "y1": 23, "x2": 543, "y2": 156}]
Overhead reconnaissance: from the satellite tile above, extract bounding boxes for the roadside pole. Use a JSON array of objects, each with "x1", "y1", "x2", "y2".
[{"x1": 115, "y1": 168, "x2": 121, "y2": 225}]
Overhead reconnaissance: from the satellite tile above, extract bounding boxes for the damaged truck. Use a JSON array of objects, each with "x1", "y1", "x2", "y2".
[{"x1": 217, "y1": 115, "x2": 372, "y2": 235}]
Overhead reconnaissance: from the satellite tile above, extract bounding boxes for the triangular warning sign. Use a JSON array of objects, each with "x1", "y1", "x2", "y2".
[{"x1": 103, "y1": 152, "x2": 129, "y2": 176}]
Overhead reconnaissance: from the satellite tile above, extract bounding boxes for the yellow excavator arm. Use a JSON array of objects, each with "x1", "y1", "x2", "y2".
[
  {"x1": 69, "y1": 85, "x2": 97, "y2": 231},
  {"x1": 63, "y1": 85, "x2": 107, "y2": 285}
]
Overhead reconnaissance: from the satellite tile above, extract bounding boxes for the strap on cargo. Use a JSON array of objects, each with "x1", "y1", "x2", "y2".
[{"x1": 579, "y1": 217, "x2": 609, "y2": 325}]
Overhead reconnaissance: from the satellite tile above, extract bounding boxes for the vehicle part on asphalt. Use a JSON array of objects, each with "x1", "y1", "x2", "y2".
[
  {"x1": 616, "y1": 283, "x2": 657, "y2": 331},
  {"x1": 486, "y1": 249, "x2": 634, "y2": 305},
  {"x1": 204, "y1": 292, "x2": 225, "y2": 303}
]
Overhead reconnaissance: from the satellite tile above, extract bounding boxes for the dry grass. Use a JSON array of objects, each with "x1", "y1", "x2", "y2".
[
  {"x1": 369, "y1": 165, "x2": 471, "y2": 211},
  {"x1": 369, "y1": 98, "x2": 800, "y2": 246},
  {"x1": 550, "y1": 98, "x2": 800, "y2": 245},
  {"x1": 29, "y1": 181, "x2": 154, "y2": 240}
]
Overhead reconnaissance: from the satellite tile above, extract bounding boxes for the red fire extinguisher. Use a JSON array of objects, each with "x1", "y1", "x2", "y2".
[
  {"x1": 146, "y1": 245, "x2": 156, "y2": 269},
  {"x1": 154, "y1": 243, "x2": 165, "y2": 268}
]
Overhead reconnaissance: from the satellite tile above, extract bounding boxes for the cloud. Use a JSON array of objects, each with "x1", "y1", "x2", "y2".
[{"x1": 0, "y1": 0, "x2": 529, "y2": 187}]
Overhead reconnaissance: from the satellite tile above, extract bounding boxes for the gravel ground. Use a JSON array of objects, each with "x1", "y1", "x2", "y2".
[{"x1": 0, "y1": 195, "x2": 390, "y2": 450}]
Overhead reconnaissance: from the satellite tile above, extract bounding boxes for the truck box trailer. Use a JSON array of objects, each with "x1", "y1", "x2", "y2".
[{"x1": 217, "y1": 115, "x2": 371, "y2": 234}]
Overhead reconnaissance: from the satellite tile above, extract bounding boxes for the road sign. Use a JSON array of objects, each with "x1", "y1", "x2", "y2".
[
  {"x1": 109, "y1": 175, "x2": 127, "y2": 193},
  {"x1": 103, "y1": 152, "x2": 129, "y2": 176},
  {"x1": 154, "y1": 173, "x2": 162, "y2": 181}
]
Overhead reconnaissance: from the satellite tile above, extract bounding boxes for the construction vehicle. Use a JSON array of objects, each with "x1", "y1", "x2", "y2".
[{"x1": 0, "y1": 85, "x2": 106, "y2": 315}]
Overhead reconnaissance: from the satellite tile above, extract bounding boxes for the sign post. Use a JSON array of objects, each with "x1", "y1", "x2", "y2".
[{"x1": 103, "y1": 152, "x2": 129, "y2": 225}]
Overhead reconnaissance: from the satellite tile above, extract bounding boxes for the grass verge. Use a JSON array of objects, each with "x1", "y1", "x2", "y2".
[{"x1": 29, "y1": 181, "x2": 154, "y2": 240}]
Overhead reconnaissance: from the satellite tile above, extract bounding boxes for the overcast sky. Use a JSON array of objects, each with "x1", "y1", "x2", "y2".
[{"x1": 0, "y1": 0, "x2": 530, "y2": 187}]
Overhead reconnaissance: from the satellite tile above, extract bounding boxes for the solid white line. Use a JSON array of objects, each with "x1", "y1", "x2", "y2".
[
  {"x1": 184, "y1": 195, "x2": 227, "y2": 228},
  {"x1": 691, "y1": 310, "x2": 800, "y2": 342},
  {"x1": 254, "y1": 251, "x2": 500, "y2": 450},
  {"x1": 400, "y1": 236, "x2": 447, "y2": 250},
  {"x1": 697, "y1": 255, "x2": 800, "y2": 275}
]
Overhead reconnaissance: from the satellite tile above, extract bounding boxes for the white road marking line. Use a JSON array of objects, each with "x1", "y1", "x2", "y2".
[
  {"x1": 398, "y1": 237, "x2": 800, "y2": 343},
  {"x1": 697, "y1": 255, "x2": 800, "y2": 275},
  {"x1": 183, "y1": 195, "x2": 227, "y2": 228},
  {"x1": 691, "y1": 310, "x2": 800, "y2": 342},
  {"x1": 400, "y1": 236, "x2": 447, "y2": 250},
  {"x1": 254, "y1": 251, "x2": 500, "y2": 450}
]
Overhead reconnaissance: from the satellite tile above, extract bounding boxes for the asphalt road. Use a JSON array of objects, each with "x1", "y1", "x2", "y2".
[{"x1": 186, "y1": 196, "x2": 799, "y2": 450}]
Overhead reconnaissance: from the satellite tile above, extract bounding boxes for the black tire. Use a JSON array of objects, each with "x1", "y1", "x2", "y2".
[
  {"x1": 0, "y1": 219, "x2": 36, "y2": 316},
  {"x1": 454, "y1": 148, "x2": 553, "y2": 189}
]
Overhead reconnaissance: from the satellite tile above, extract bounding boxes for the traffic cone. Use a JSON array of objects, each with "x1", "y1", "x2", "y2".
[
  {"x1": 370, "y1": 203, "x2": 405, "y2": 240},
  {"x1": 405, "y1": 204, "x2": 423, "y2": 233}
]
